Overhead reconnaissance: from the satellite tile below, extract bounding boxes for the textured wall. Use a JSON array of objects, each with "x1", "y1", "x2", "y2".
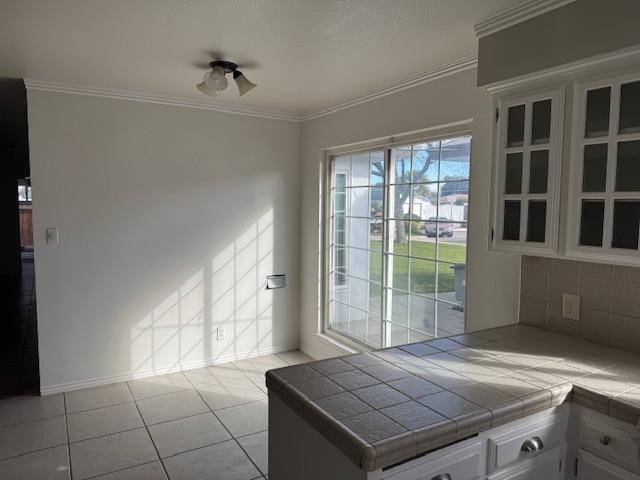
[{"x1": 28, "y1": 90, "x2": 301, "y2": 392}]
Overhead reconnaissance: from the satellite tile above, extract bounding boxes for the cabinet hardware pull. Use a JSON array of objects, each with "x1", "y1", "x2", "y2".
[
  {"x1": 430, "y1": 475, "x2": 451, "y2": 480},
  {"x1": 599, "y1": 435, "x2": 612, "y2": 446},
  {"x1": 521, "y1": 436, "x2": 544, "y2": 452}
]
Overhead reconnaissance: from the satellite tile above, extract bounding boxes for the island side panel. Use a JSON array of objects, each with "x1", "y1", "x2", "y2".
[{"x1": 269, "y1": 392, "x2": 369, "y2": 480}]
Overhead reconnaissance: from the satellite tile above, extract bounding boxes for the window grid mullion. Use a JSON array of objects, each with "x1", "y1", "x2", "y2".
[
  {"x1": 434, "y1": 140, "x2": 443, "y2": 336},
  {"x1": 602, "y1": 83, "x2": 621, "y2": 248},
  {"x1": 382, "y1": 148, "x2": 392, "y2": 348}
]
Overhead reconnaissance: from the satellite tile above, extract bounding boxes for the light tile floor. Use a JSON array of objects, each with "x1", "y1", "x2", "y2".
[{"x1": 0, "y1": 350, "x2": 313, "y2": 480}]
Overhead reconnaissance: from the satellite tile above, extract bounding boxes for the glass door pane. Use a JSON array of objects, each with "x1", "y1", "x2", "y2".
[
  {"x1": 409, "y1": 295, "x2": 435, "y2": 341},
  {"x1": 505, "y1": 153, "x2": 523, "y2": 194},
  {"x1": 436, "y1": 302, "x2": 465, "y2": 337},
  {"x1": 579, "y1": 200, "x2": 605, "y2": 247},
  {"x1": 329, "y1": 152, "x2": 385, "y2": 347},
  {"x1": 585, "y1": 87, "x2": 611, "y2": 138},
  {"x1": 503, "y1": 200, "x2": 521, "y2": 241},
  {"x1": 526, "y1": 201, "x2": 546, "y2": 243},
  {"x1": 531, "y1": 99, "x2": 552, "y2": 144},
  {"x1": 619, "y1": 80, "x2": 640, "y2": 134},
  {"x1": 612, "y1": 201, "x2": 640, "y2": 249},
  {"x1": 409, "y1": 257, "x2": 436, "y2": 297},
  {"x1": 507, "y1": 105, "x2": 525, "y2": 147},
  {"x1": 582, "y1": 144, "x2": 607, "y2": 192},
  {"x1": 529, "y1": 150, "x2": 549, "y2": 194},
  {"x1": 615, "y1": 140, "x2": 640, "y2": 192}
]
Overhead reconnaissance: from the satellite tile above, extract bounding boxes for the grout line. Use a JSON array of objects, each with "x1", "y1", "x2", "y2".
[
  {"x1": 67, "y1": 424, "x2": 142, "y2": 444},
  {"x1": 0, "y1": 412, "x2": 68, "y2": 430},
  {"x1": 182, "y1": 366, "x2": 267, "y2": 477},
  {"x1": 64, "y1": 399, "x2": 136, "y2": 416},
  {"x1": 62, "y1": 393, "x2": 74, "y2": 480},
  {"x1": 0, "y1": 441, "x2": 70, "y2": 462},
  {"x1": 124, "y1": 382, "x2": 172, "y2": 480},
  {"x1": 66, "y1": 377, "x2": 197, "y2": 416},
  {"x1": 82, "y1": 459, "x2": 160, "y2": 480},
  {"x1": 139, "y1": 429, "x2": 268, "y2": 463},
  {"x1": 234, "y1": 428, "x2": 268, "y2": 440}
]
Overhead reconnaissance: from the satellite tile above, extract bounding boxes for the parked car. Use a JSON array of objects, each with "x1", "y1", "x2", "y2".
[{"x1": 423, "y1": 217, "x2": 453, "y2": 237}]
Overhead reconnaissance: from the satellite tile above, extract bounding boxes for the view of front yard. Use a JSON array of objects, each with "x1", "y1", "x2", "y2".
[{"x1": 369, "y1": 239, "x2": 466, "y2": 296}]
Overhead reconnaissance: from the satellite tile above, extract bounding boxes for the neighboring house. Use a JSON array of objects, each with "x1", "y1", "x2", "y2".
[
  {"x1": 403, "y1": 194, "x2": 433, "y2": 219},
  {"x1": 402, "y1": 194, "x2": 468, "y2": 222}
]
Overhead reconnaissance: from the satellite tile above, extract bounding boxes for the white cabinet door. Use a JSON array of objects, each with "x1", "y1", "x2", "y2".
[
  {"x1": 491, "y1": 86, "x2": 564, "y2": 254},
  {"x1": 486, "y1": 447, "x2": 561, "y2": 480},
  {"x1": 576, "y1": 450, "x2": 640, "y2": 480},
  {"x1": 566, "y1": 70, "x2": 640, "y2": 264}
]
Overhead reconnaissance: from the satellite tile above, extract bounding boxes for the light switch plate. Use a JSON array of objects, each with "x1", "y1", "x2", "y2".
[
  {"x1": 46, "y1": 228, "x2": 59, "y2": 245},
  {"x1": 562, "y1": 293, "x2": 580, "y2": 320},
  {"x1": 216, "y1": 326, "x2": 225, "y2": 341}
]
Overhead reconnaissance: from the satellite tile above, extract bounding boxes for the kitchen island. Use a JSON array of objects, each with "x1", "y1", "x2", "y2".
[{"x1": 266, "y1": 324, "x2": 640, "y2": 479}]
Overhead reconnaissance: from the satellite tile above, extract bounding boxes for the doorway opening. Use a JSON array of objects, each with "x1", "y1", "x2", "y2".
[{"x1": 0, "y1": 178, "x2": 39, "y2": 397}]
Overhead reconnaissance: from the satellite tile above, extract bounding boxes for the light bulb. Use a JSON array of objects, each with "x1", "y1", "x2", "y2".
[{"x1": 204, "y1": 65, "x2": 228, "y2": 91}]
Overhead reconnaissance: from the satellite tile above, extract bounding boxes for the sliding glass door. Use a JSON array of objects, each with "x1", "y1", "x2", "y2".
[{"x1": 327, "y1": 136, "x2": 471, "y2": 348}]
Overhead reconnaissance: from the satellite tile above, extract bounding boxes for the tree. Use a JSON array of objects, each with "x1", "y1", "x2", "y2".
[{"x1": 370, "y1": 148, "x2": 437, "y2": 242}]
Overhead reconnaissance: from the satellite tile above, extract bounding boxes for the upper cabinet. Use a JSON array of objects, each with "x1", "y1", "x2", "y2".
[
  {"x1": 491, "y1": 87, "x2": 564, "y2": 254},
  {"x1": 489, "y1": 64, "x2": 640, "y2": 264},
  {"x1": 566, "y1": 72, "x2": 640, "y2": 263}
]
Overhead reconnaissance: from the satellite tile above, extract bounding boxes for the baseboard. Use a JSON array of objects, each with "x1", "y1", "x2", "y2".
[
  {"x1": 300, "y1": 333, "x2": 357, "y2": 361},
  {"x1": 40, "y1": 343, "x2": 299, "y2": 395}
]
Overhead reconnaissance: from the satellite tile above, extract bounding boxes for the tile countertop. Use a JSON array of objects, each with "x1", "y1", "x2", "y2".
[{"x1": 265, "y1": 324, "x2": 640, "y2": 472}]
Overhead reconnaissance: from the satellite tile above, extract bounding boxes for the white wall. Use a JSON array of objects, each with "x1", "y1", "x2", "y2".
[
  {"x1": 27, "y1": 90, "x2": 301, "y2": 393},
  {"x1": 298, "y1": 68, "x2": 521, "y2": 359}
]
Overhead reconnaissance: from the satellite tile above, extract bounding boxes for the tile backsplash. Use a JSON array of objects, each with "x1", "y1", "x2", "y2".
[{"x1": 519, "y1": 256, "x2": 640, "y2": 353}]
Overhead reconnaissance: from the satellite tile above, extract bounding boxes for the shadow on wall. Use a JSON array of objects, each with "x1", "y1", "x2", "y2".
[{"x1": 129, "y1": 209, "x2": 279, "y2": 376}]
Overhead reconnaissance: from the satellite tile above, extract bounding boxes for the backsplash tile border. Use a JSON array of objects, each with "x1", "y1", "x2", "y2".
[{"x1": 519, "y1": 256, "x2": 640, "y2": 353}]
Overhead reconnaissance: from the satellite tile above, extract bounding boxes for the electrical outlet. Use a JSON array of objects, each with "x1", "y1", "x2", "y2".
[
  {"x1": 216, "y1": 326, "x2": 225, "y2": 341},
  {"x1": 562, "y1": 293, "x2": 580, "y2": 320}
]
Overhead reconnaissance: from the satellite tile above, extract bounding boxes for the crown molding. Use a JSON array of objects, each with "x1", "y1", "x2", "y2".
[
  {"x1": 300, "y1": 55, "x2": 478, "y2": 122},
  {"x1": 25, "y1": 55, "x2": 479, "y2": 123},
  {"x1": 23, "y1": 79, "x2": 300, "y2": 122},
  {"x1": 474, "y1": 0, "x2": 576, "y2": 38}
]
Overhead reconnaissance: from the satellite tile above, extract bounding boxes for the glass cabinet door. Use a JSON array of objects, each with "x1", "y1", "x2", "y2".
[
  {"x1": 493, "y1": 87, "x2": 563, "y2": 253},
  {"x1": 571, "y1": 73, "x2": 640, "y2": 259}
]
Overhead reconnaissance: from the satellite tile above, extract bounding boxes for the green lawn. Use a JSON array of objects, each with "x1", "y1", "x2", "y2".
[{"x1": 369, "y1": 240, "x2": 466, "y2": 295}]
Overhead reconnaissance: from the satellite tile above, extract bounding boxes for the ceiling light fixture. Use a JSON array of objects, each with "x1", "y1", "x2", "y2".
[{"x1": 196, "y1": 60, "x2": 257, "y2": 97}]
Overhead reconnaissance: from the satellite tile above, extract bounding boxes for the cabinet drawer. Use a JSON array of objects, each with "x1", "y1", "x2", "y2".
[
  {"x1": 487, "y1": 416, "x2": 564, "y2": 473},
  {"x1": 487, "y1": 447, "x2": 561, "y2": 480},
  {"x1": 382, "y1": 441, "x2": 480, "y2": 480},
  {"x1": 578, "y1": 414, "x2": 640, "y2": 472}
]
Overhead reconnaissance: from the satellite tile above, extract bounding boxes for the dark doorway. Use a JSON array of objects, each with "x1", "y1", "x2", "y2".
[{"x1": 0, "y1": 79, "x2": 39, "y2": 397}]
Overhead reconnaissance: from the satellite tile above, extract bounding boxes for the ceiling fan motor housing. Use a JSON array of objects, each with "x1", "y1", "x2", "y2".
[{"x1": 209, "y1": 61, "x2": 238, "y2": 74}]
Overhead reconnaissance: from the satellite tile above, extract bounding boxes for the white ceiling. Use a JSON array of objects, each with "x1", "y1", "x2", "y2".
[{"x1": 0, "y1": 0, "x2": 531, "y2": 117}]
